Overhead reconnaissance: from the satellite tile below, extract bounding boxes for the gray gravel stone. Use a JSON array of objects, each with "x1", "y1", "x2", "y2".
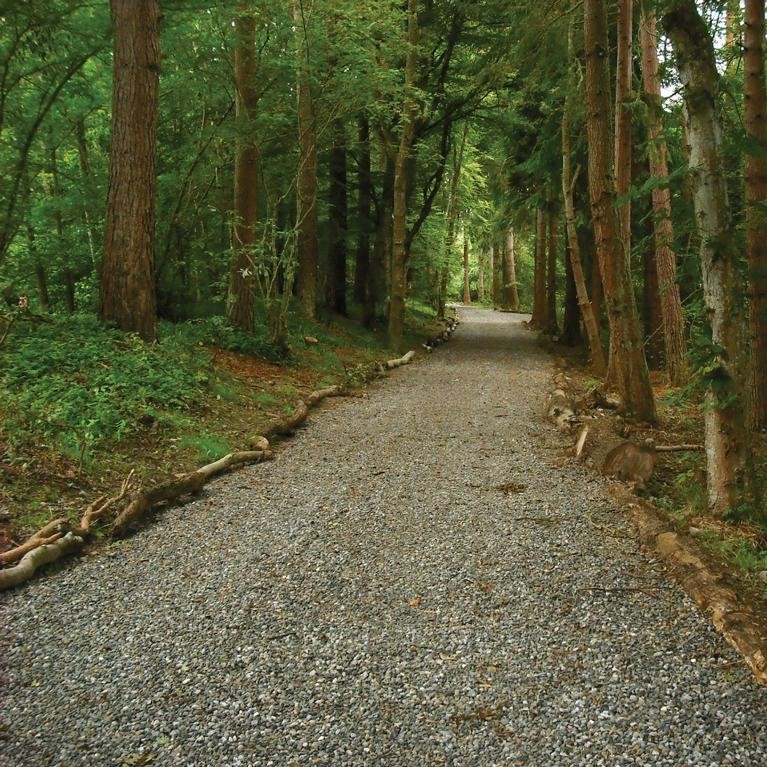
[{"x1": 2, "y1": 307, "x2": 766, "y2": 767}]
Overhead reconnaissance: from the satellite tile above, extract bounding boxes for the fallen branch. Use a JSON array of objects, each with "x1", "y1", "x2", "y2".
[
  {"x1": 264, "y1": 385, "x2": 344, "y2": 439},
  {"x1": 655, "y1": 444, "x2": 704, "y2": 452},
  {"x1": 111, "y1": 450, "x2": 272, "y2": 538},
  {"x1": 0, "y1": 533, "x2": 84, "y2": 590},
  {"x1": 386, "y1": 350, "x2": 415, "y2": 369},
  {"x1": 627, "y1": 496, "x2": 767, "y2": 687},
  {"x1": 0, "y1": 517, "x2": 70, "y2": 565}
]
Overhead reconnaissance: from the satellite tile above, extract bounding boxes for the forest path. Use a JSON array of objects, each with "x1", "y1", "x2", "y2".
[{"x1": 2, "y1": 306, "x2": 767, "y2": 767}]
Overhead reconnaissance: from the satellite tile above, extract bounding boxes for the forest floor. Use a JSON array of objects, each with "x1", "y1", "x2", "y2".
[{"x1": 2, "y1": 307, "x2": 767, "y2": 767}]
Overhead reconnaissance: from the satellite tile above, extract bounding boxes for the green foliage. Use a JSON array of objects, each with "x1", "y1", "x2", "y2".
[
  {"x1": 179, "y1": 433, "x2": 231, "y2": 464},
  {"x1": 0, "y1": 315, "x2": 212, "y2": 463},
  {"x1": 163, "y1": 316, "x2": 288, "y2": 361}
]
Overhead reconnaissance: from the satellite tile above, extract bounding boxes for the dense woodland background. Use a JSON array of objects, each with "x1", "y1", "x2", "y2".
[{"x1": 0, "y1": 0, "x2": 766, "y2": 548}]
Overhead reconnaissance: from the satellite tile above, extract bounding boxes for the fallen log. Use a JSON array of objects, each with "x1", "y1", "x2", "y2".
[
  {"x1": 629, "y1": 500, "x2": 767, "y2": 687},
  {"x1": 545, "y1": 389, "x2": 577, "y2": 430},
  {"x1": 386, "y1": 350, "x2": 416, "y2": 369},
  {"x1": 0, "y1": 517, "x2": 70, "y2": 565},
  {"x1": 111, "y1": 450, "x2": 272, "y2": 538},
  {"x1": 0, "y1": 532, "x2": 84, "y2": 590}
]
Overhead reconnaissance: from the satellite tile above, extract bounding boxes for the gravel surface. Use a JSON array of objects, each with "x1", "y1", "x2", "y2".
[{"x1": 2, "y1": 306, "x2": 767, "y2": 767}]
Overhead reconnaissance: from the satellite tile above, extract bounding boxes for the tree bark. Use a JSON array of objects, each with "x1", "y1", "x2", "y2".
[
  {"x1": 561, "y1": 241, "x2": 583, "y2": 346},
  {"x1": 562, "y1": 88, "x2": 606, "y2": 374},
  {"x1": 506, "y1": 228, "x2": 520, "y2": 311},
  {"x1": 477, "y1": 248, "x2": 485, "y2": 303},
  {"x1": 354, "y1": 115, "x2": 372, "y2": 307},
  {"x1": 368, "y1": 152, "x2": 394, "y2": 328},
  {"x1": 585, "y1": 0, "x2": 655, "y2": 420},
  {"x1": 744, "y1": 0, "x2": 767, "y2": 429},
  {"x1": 328, "y1": 119, "x2": 348, "y2": 316},
  {"x1": 462, "y1": 234, "x2": 471, "y2": 304},
  {"x1": 388, "y1": 0, "x2": 420, "y2": 350},
  {"x1": 545, "y1": 208, "x2": 560, "y2": 335},
  {"x1": 615, "y1": 0, "x2": 633, "y2": 262},
  {"x1": 489, "y1": 242, "x2": 498, "y2": 307},
  {"x1": 639, "y1": 1, "x2": 688, "y2": 385},
  {"x1": 663, "y1": 0, "x2": 752, "y2": 514},
  {"x1": 228, "y1": 7, "x2": 258, "y2": 332},
  {"x1": 530, "y1": 208, "x2": 547, "y2": 327},
  {"x1": 293, "y1": 1, "x2": 319, "y2": 320},
  {"x1": 100, "y1": 0, "x2": 159, "y2": 341}
]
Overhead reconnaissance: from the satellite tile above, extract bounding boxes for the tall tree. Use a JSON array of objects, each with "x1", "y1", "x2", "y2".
[
  {"x1": 293, "y1": 0, "x2": 319, "y2": 320},
  {"x1": 388, "y1": 0, "x2": 420, "y2": 349},
  {"x1": 529, "y1": 208, "x2": 547, "y2": 326},
  {"x1": 545, "y1": 207, "x2": 559, "y2": 335},
  {"x1": 585, "y1": 0, "x2": 655, "y2": 420},
  {"x1": 614, "y1": 0, "x2": 633, "y2": 259},
  {"x1": 327, "y1": 119, "x2": 348, "y2": 315},
  {"x1": 228, "y1": 7, "x2": 258, "y2": 332},
  {"x1": 506, "y1": 228, "x2": 521, "y2": 311},
  {"x1": 743, "y1": 0, "x2": 767, "y2": 428},
  {"x1": 100, "y1": 0, "x2": 159, "y2": 341},
  {"x1": 462, "y1": 234, "x2": 471, "y2": 304},
  {"x1": 639, "y1": 1, "x2": 688, "y2": 384},
  {"x1": 354, "y1": 115, "x2": 372, "y2": 307},
  {"x1": 663, "y1": 0, "x2": 752, "y2": 513}
]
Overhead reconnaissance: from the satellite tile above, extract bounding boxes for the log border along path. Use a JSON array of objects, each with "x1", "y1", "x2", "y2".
[{"x1": 2, "y1": 306, "x2": 766, "y2": 767}]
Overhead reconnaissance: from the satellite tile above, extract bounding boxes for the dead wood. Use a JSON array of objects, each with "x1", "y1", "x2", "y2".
[
  {"x1": 386, "y1": 350, "x2": 416, "y2": 369},
  {"x1": 574, "y1": 426, "x2": 590, "y2": 459},
  {"x1": 110, "y1": 450, "x2": 272, "y2": 538},
  {"x1": 0, "y1": 532, "x2": 84, "y2": 590},
  {"x1": 655, "y1": 444, "x2": 704, "y2": 452},
  {"x1": 545, "y1": 389, "x2": 577, "y2": 430},
  {"x1": 0, "y1": 517, "x2": 70, "y2": 565},
  {"x1": 624, "y1": 494, "x2": 767, "y2": 687}
]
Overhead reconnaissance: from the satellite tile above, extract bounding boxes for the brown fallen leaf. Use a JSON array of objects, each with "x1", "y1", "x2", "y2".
[{"x1": 408, "y1": 597, "x2": 422, "y2": 607}]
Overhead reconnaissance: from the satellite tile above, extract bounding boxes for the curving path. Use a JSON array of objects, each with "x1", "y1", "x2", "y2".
[{"x1": 2, "y1": 307, "x2": 767, "y2": 767}]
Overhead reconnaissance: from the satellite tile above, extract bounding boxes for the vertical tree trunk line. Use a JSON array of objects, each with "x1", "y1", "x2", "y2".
[
  {"x1": 477, "y1": 248, "x2": 485, "y2": 303},
  {"x1": 462, "y1": 234, "x2": 471, "y2": 304},
  {"x1": 489, "y1": 242, "x2": 498, "y2": 307},
  {"x1": 530, "y1": 208, "x2": 547, "y2": 327},
  {"x1": 562, "y1": 73, "x2": 606, "y2": 374},
  {"x1": 506, "y1": 228, "x2": 521, "y2": 311},
  {"x1": 228, "y1": 7, "x2": 258, "y2": 332},
  {"x1": 100, "y1": 0, "x2": 159, "y2": 342},
  {"x1": 614, "y1": 0, "x2": 633, "y2": 261},
  {"x1": 585, "y1": 0, "x2": 655, "y2": 420},
  {"x1": 388, "y1": 0, "x2": 420, "y2": 349},
  {"x1": 744, "y1": 0, "x2": 767, "y2": 428},
  {"x1": 354, "y1": 115, "x2": 372, "y2": 308},
  {"x1": 663, "y1": 0, "x2": 752, "y2": 514},
  {"x1": 639, "y1": 1, "x2": 688, "y2": 385},
  {"x1": 545, "y1": 207, "x2": 559, "y2": 335},
  {"x1": 328, "y1": 119, "x2": 348, "y2": 316},
  {"x1": 293, "y1": 0, "x2": 319, "y2": 321}
]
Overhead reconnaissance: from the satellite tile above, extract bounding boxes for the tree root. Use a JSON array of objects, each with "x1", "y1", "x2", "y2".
[{"x1": 0, "y1": 533, "x2": 84, "y2": 590}]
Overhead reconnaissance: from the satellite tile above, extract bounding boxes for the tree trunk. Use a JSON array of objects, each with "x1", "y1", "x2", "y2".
[
  {"x1": 545, "y1": 207, "x2": 560, "y2": 335},
  {"x1": 639, "y1": 1, "x2": 688, "y2": 385},
  {"x1": 354, "y1": 115, "x2": 372, "y2": 307},
  {"x1": 615, "y1": 0, "x2": 633, "y2": 262},
  {"x1": 489, "y1": 242, "x2": 498, "y2": 307},
  {"x1": 228, "y1": 7, "x2": 258, "y2": 332},
  {"x1": 643, "y1": 206, "x2": 665, "y2": 368},
  {"x1": 328, "y1": 119, "x2": 348, "y2": 315},
  {"x1": 561, "y1": 244, "x2": 583, "y2": 346},
  {"x1": 462, "y1": 234, "x2": 471, "y2": 304},
  {"x1": 744, "y1": 0, "x2": 767, "y2": 429},
  {"x1": 100, "y1": 0, "x2": 159, "y2": 341},
  {"x1": 585, "y1": 0, "x2": 655, "y2": 420},
  {"x1": 530, "y1": 208, "x2": 547, "y2": 326},
  {"x1": 562, "y1": 85, "x2": 606, "y2": 374},
  {"x1": 477, "y1": 248, "x2": 485, "y2": 302},
  {"x1": 388, "y1": 0, "x2": 419, "y2": 350},
  {"x1": 293, "y1": 1, "x2": 319, "y2": 320},
  {"x1": 27, "y1": 225, "x2": 49, "y2": 311},
  {"x1": 506, "y1": 228, "x2": 521, "y2": 311},
  {"x1": 663, "y1": 0, "x2": 752, "y2": 514},
  {"x1": 368, "y1": 153, "x2": 394, "y2": 328}
]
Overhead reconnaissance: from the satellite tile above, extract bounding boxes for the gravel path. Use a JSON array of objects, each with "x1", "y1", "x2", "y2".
[{"x1": 2, "y1": 306, "x2": 767, "y2": 767}]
